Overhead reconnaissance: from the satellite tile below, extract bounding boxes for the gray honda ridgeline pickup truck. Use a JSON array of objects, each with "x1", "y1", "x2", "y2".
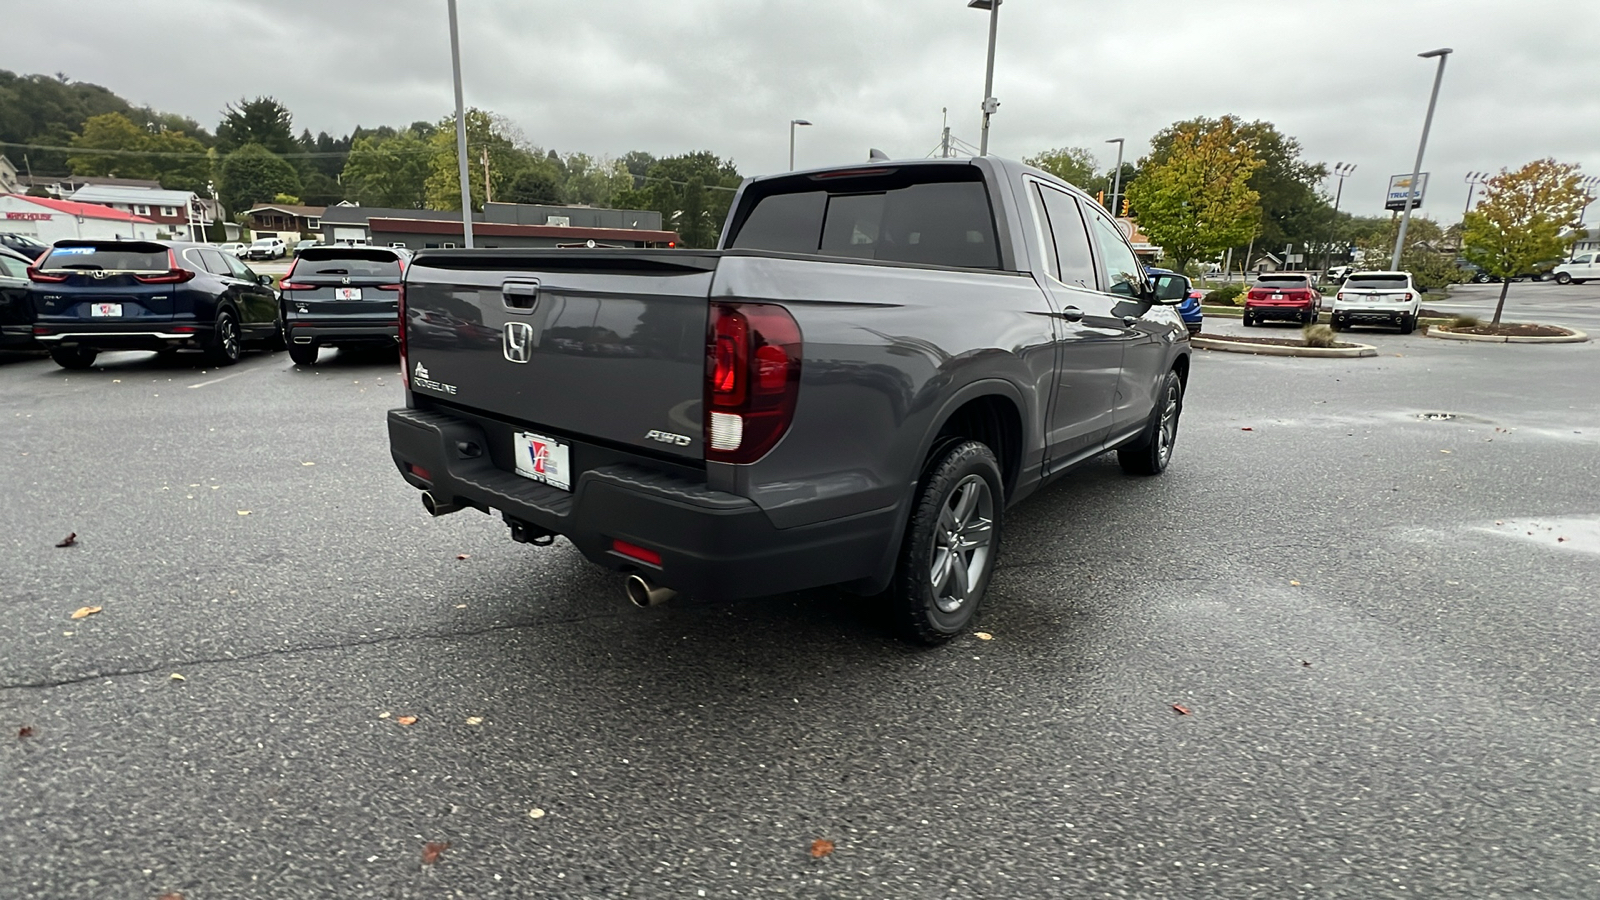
[{"x1": 388, "y1": 156, "x2": 1191, "y2": 642}]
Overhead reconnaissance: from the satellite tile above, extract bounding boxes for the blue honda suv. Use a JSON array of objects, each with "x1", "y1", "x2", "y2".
[
  {"x1": 28, "y1": 240, "x2": 282, "y2": 369},
  {"x1": 1149, "y1": 267, "x2": 1203, "y2": 335}
]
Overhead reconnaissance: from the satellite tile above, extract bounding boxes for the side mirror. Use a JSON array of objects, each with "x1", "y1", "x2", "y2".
[
  {"x1": 1149, "y1": 272, "x2": 1186, "y2": 304},
  {"x1": 1419, "y1": 286, "x2": 1429, "y2": 293},
  {"x1": 257, "y1": 273, "x2": 274, "y2": 286}
]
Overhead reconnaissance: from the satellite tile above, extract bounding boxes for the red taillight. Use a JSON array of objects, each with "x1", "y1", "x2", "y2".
[
  {"x1": 397, "y1": 284, "x2": 409, "y2": 389},
  {"x1": 407, "y1": 463, "x2": 431, "y2": 481},
  {"x1": 173, "y1": 326, "x2": 196, "y2": 333},
  {"x1": 1247, "y1": 289, "x2": 1265, "y2": 299},
  {"x1": 132, "y1": 268, "x2": 195, "y2": 284},
  {"x1": 278, "y1": 281, "x2": 313, "y2": 290},
  {"x1": 705, "y1": 303, "x2": 802, "y2": 464},
  {"x1": 1404, "y1": 292, "x2": 1414, "y2": 300},
  {"x1": 377, "y1": 283, "x2": 404, "y2": 291},
  {"x1": 612, "y1": 539, "x2": 662, "y2": 566},
  {"x1": 1337, "y1": 292, "x2": 1344, "y2": 300},
  {"x1": 27, "y1": 267, "x2": 69, "y2": 283}
]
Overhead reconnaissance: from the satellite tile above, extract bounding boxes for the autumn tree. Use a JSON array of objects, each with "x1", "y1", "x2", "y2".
[
  {"x1": 423, "y1": 108, "x2": 542, "y2": 211},
  {"x1": 341, "y1": 128, "x2": 433, "y2": 208},
  {"x1": 1023, "y1": 147, "x2": 1097, "y2": 189},
  {"x1": 67, "y1": 112, "x2": 211, "y2": 193},
  {"x1": 1125, "y1": 119, "x2": 1263, "y2": 271},
  {"x1": 1461, "y1": 159, "x2": 1589, "y2": 325}
]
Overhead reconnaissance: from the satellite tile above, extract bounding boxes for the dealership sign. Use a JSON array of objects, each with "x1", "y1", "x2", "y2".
[
  {"x1": 1385, "y1": 173, "x2": 1428, "y2": 212},
  {"x1": 6, "y1": 212, "x2": 53, "y2": 221}
]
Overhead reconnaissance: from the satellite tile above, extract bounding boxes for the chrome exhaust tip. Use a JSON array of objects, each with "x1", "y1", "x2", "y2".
[
  {"x1": 421, "y1": 490, "x2": 462, "y2": 517},
  {"x1": 625, "y1": 574, "x2": 676, "y2": 608}
]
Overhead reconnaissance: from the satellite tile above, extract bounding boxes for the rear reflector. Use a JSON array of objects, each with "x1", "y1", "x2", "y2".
[
  {"x1": 407, "y1": 463, "x2": 432, "y2": 481},
  {"x1": 612, "y1": 539, "x2": 662, "y2": 566}
]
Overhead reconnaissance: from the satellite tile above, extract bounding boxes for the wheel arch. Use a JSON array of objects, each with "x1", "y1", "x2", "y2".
[{"x1": 919, "y1": 380, "x2": 1028, "y2": 503}]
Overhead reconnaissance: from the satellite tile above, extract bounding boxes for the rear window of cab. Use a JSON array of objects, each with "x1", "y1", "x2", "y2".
[
  {"x1": 1345, "y1": 275, "x2": 1410, "y2": 288},
  {"x1": 41, "y1": 244, "x2": 170, "y2": 271},
  {"x1": 292, "y1": 248, "x2": 404, "y2": 279}
]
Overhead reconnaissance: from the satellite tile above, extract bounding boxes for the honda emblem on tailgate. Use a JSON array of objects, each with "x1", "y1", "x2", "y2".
[{"x1": 503, "y1": 321, "x2": 534, "y2": 363}]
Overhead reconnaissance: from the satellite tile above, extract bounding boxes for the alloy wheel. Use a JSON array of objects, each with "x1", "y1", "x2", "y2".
[{"x1": 929, "y1": 475, "x2": 995, "y2": 614}]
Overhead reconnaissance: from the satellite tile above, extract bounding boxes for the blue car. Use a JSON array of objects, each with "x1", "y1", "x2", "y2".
[{"x1": 1149, "y1": 267, "x2": 1203, "y2": 336}]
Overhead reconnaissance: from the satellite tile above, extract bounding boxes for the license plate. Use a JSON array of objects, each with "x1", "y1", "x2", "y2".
[
  {"x1": 513, "y1": 431, "x2": 572, "y2": 491},
  {"x1": 1270, "y1": 293, "x2": 1284, "y2": 300},
  {"x1": 89, "y1": 303, "x2": 123, "y2": 317},
  {"x1": 334, "y1": 287, "x2": 363, "y2": 301}
]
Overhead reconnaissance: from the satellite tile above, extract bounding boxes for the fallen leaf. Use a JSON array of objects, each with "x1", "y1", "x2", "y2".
[
  {"x1": 378, "y1": 711, "x2": 391, "y2": 719},
  {"x1": 810, "y1": 839, "x2": 835, "y2": 858},
  {"x1": 396, "y1": 716, "x2": 418, "y2": 726},
  {"x1": 1495, "y1": 520, "x2": 1503, "y2": 525},
  {"x1": 1440, "y1": 449, "x2": 1452, "y2": 454},
  {"x1": 1301, "y1": 660, "x2": 1312, "y2": 667},
  {"x1": 1289, "y1": 580, "x2": 1301, "y2": 586},
  {"x1": 465, "y1": 716, "x2": 484, "y2": 726},
  {"x1": 69, "y1": 606, "x2": 102, "y2": 620},
  {"x1": 236, "y1": 510, "x2": 251, "y2": 516},
  {"x1": 18, "y1": 726, "x2": 34, "y2": 738},
  {"x1": 1171, "y1": 703, "x2": 1191, "y2": 715},
  {"x1": 1240, "y1": 427, "x2": 1254, "y2": 431},
  {"x1": 455, "y1": 554, "x2": 470, "y2": 560},
  {"x1": 169, "y1": 673, "x2": 185, "y2": 682},
  {"x1": 157, "y1": 893, "x2": 184, "y2": 900},
  {"x1": 55, "y1": 532, "x2": 77, "y2": 548},
  {"x1": 1558, "y1": 536, "x2": 1567, "y2": 543},
  {"x1": 974, "y1": 632, "x2": 993, "y2": 641},
  {"x1": 301, "y1": 461, "x2": 315, "y2": 466},
  {"x1": 528, "y1": 808, "x2": 546, "y2": 819},
  {"x1": 421, "y1": 841, "x2": 450, "y2": 866}
]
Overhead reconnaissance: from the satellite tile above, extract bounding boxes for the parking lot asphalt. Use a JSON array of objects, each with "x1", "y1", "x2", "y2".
[{"x1": 2, "y1": 314, "x2": 1598, "y2": 897}]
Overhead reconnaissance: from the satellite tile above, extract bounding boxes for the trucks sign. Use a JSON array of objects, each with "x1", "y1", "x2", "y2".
[{"x1": 1385, "y1": 173, "x2": 1428, "y2": 212}]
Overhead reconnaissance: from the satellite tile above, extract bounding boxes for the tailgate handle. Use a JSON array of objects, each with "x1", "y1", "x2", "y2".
[{"x1": 502, "y1": 280, "x2": 540, "y2": 313}]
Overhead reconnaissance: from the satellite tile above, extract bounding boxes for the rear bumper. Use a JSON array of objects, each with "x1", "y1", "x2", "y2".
[
  {"x1": 1245, "y1": 303, "x2": 1315, "y2": 320},
  {"x1": 387, "y1": 407, "x2": 898, "y2": 601},
  {"x1": 288, "y1": 321, "x2": 399, "y2": 345},
  {"x1": 1, "y1": 324, "x2": 38, "y2": 348},
  {"x1": 1333, "y1": 308, "x2": 1413, "y2": 323},
  {"x1": 32, "y1": 323, "x2": 204, "y2": 349}
]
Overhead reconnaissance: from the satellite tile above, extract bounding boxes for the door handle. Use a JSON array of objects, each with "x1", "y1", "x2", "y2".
[
  {"x1": 1122, "y1": 315, "x2": 1138, "y2": 326},
  {"x1": 1058, "y1": 306, "x2": 1084, "y2": 322}
]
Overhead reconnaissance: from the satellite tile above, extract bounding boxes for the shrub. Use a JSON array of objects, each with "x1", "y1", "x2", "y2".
[
  {"x1": 1302, "y1": 324, "x2": 1337, "y2": 348},
  {"x1": 1204, "y1": 283, "x2": 1243, "y2": 306},
  {"x1": 1451, "y1": 314, "x2": 1480, "y2": 329}
]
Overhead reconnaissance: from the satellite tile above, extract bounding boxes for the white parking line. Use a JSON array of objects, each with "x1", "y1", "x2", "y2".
[{"x1": 187, "y1": 369, "x2": 252, "y2": 390}]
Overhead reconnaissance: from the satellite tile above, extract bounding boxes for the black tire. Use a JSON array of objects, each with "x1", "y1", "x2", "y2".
[
  {"x1": 889, "y1": 440, "x2": 1004, "y2": 644},
  {"x1": 1242, "y1": 311, "x2": 1256, "y2": 327},
  {"x1": 288, "y1": 342, "x2": 319, "y2": 366},
  {"x1": 1118, "y1": 370, "x2": 1183, "y2": 477},
  {"x1": 205, "y1": 309, "x2": 242, "y2": 366},
  {"x1": 49, "y1": 346, "x2": 98, "y2": 370},
  {"x1": 1302, "y1": 309, "x2": 1316, "y2": 326},
  {"x1": 1473, "y1": 273, "x2": 1491, "y2": 284},
  {"x1": 267, "y1": 317, "x2": 288, "y2": 352},
  {"x1": 1399, "y1": 314, "x2": 1416, "y2": 335},
  {"x1": 1331, "y1": 319, "x2": 1346, "y2": 332},
  {"x1": 1555, "y1": 273, "x2": 1573, "y2": 285}
]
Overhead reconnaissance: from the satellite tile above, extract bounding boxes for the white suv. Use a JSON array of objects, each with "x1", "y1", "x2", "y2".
[
  {"x1": 244, "y1": 237, "x2": 287, "y2": 260},
  {"x1": 1331, "y1": 271, "x2": 1423, "y2": 334},
  {"x1": 1552, "y1": 253, "x2": 1597, "y2": 285}
]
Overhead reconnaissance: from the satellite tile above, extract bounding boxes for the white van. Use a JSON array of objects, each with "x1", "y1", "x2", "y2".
[{"x1": 1552, "y1": 253, "x2": 1598, "y2": 285}]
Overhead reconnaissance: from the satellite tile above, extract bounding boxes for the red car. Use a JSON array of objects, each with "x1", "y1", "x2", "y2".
[{"x1": 1243, "y1": 274, "x2": 1321, "y2": 326}]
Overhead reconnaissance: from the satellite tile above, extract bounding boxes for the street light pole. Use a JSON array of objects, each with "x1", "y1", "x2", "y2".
[
  {"x1": 1324, "y1": 162, "x2": 1356, "y2": 274},
  {"x1": 789, "y1": 119, "x2": 812, "y2": 171},
  {"x1": 1107, "y1": 138, "x2": 1125, "y2": 212},
  {"x1": 1391, "y1": 47, "x2": 1452, "y2": 270},
  {"x1": 1576, "y1": 176, "x2": 1600, "y2": 227},
  {"x1": 1462, "y1": 171, "x2": 1489, "y2": 218},
  {"x1": 447, "y1": 0, "x2": 474, "y2": 248},
  {"x1": 968, "y1": 0, "x2": 1002, "y2": 156}
]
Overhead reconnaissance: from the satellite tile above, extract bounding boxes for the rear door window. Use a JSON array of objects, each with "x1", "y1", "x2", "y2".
[{"x1": 1037, "y1": 185, "x2": 1097, "y2": 290}]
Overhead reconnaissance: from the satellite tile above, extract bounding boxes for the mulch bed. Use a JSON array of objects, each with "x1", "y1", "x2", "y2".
[
  {"x1": 1436, "y1": 323, "x2": 1572, "y2": 337},
  {"x1": 1195, "y1": 334, "x2": 1361, "y2": 349}
]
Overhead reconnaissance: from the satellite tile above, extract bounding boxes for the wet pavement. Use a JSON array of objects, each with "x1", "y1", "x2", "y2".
[{"x1": 1, "y1": 321, "x2": 1597, "y2": 898}]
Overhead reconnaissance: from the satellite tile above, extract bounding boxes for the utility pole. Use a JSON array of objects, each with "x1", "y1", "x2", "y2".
[
  {"x1": 481, "y1": 146, "x2": 492, "y2": 204},
  {"x1": 1106, "y1": 137, "x2": 1125, "y2": 214},
  {"x1": 447, "y1": 0, "x2": 474, "y2": 247},
  {"x1": 940, "y1": 108, "x2": 951, "y2": 159},
  {"x1": 1391, "y1": 48, "x2": 1452, "y2": 270},
  {"x1": 1322, "y1": 162, "x2": 1356, "y2": 275}
]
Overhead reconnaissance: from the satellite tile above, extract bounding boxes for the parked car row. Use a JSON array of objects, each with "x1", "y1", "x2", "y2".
[
  {"x1": 5, "y1": 238, "x2": 407, "y2": 369},
  {"x1": 1233, "y1": 270, "x2": 1426, "y2": 334}
]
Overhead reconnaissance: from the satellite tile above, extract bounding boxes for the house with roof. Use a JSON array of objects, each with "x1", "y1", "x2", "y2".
[
  {"x1": 69, "y1": 184, "x2": 217, "y2": 242},
  {"x1": 0, "y1": 156, "x2": 19, "y2": 194},
  {"x1": 0, "y1": 194, "x2": 159, "y2": 242},
  {"x1": 244, "y1": 203, "x2": 325, "y2": 241},
  {"x1": 23, "y1": 174, "x2": 165, "y2": 197}
]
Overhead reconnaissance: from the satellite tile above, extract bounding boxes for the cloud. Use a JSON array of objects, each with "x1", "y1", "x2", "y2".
[{"x1": 8, "y1": 0, "x2": 1596, "y2": 222}]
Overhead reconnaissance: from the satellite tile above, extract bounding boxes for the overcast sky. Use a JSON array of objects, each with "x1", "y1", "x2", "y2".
[{"x1": 11, "y1": 0, "x2": 1598, "y2": 222}]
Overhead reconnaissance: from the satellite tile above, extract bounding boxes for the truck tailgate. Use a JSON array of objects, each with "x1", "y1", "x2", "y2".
[{"x1": 402, "y1": 251, "x2": 716, "y2": 462}]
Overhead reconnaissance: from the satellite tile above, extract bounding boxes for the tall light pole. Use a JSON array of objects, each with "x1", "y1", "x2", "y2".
[
  {"x1": 1462, "y1": 171, "x2": 1489, "y2": 218},
  {"x1": 968, "y1": 0, "x2": 1002, "y2": 156},
  {"x1": 789, "y1": 119, "x2": 812, "y2": 171},
  {"x1": 1391, "y1": 47, "x2": 1452, "y2": 270},
  {"x1": 1106, "y1": 137, "x2": 1125, "y2": 215},
  {"x1": 1324, "y1": 162, "x2": 1356, "y2": 273},
  {"x1": 1576, "y1": 175, "x2": 1600, "y2": 227},
  {"x1": 447, "y1": 0, "x2": 474, "y2": 248}
]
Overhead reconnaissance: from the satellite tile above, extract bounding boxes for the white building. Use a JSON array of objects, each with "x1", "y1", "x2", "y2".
[
  {"x1": 0, "y1": 194, "x2": 160, "y2": 243},
  {"x1": 69, "y1": 185, "x2": 215, "y2": 242},
  {"x1": 0, "y1": 156, "x2": 19, "y2": 194}
]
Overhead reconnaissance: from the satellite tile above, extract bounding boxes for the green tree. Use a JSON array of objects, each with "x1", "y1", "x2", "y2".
[
  {"x1": 1461, "y1": 159, "x2": 1589, "y2": 324},
  {"x1": 218, "y1": 143, "x2": 301, "y2": 216},
  {"x1": 1149, "y1": 116, "x2": 1333, "y2": 256},
  {"x1": 142, "y1": 128, "x2": 211, "y2": 194},
  {"x1": 1023, "y1": 146, "x2": 1097, "y2": 189},
  {"x1": 423, "y1": 108, "x2": 538, "y2": 211},
  {"x1": 558, "y1": 153, "x2": 634, "y2": 207},
  {"x1": 503, "y1": 167, "x2": 562, "y2": 205},
  {"x1": 67, "y1": 112, "x2": 157, "y2": 178},
  {"x1": 340, "y1": 129, "x2": 432, "y2": 209},
  {"x1": 1125, "y1": 119, "x2": 1263, "y2": 271},
  {"x1": 215, "y1": 97, "x2": 297, "y2": 156},
  {"x1": 614, "y1": 152, "x2": 742, "y2": 247}
]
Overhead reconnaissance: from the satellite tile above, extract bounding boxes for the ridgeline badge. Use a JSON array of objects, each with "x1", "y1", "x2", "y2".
[{"x1": 411, "y1": 361, "x2": 457, "y2": 395}]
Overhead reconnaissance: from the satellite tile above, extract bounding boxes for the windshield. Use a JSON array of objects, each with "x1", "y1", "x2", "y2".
[
  {"x1": 294, "y1": 248, "x2": 402, "y2": 278},
  {"x1": 1346, "y1": 275, "x2": 1409, "y2": 288},
  {"x1": 41, "y1": 244, "x2": 169, "y2": 271},
  {"x1": 251, "y1": 239, "x2": 277, "y2": 246}
]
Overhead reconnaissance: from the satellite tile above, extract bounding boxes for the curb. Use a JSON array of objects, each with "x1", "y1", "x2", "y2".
[
  {"x1": 1426, "y1": 326, "x2": 1589, "y2": 344},
  {"x1": 1191, "y1": 336, "x2": 1378, "y2": 358}
]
